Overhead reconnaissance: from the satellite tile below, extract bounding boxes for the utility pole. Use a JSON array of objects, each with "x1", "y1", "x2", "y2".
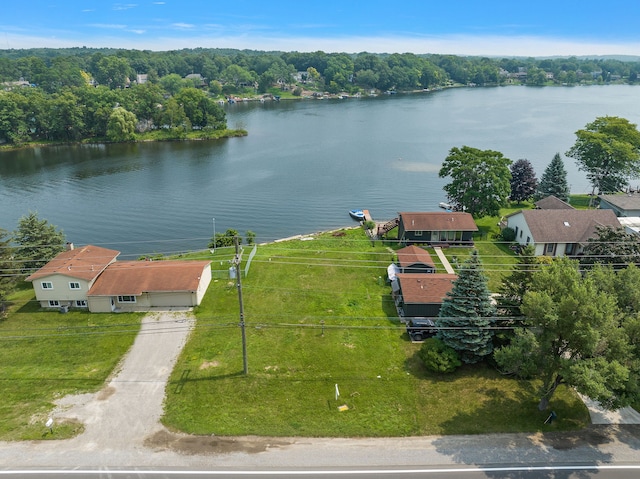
[{"x1": 234, "y1": 236, "x2": 248, "y2": 375}]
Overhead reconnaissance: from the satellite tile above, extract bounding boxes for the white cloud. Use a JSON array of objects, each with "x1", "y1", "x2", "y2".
[
  {"x1": 112, "y1": 3, "x2": 138, "y2": 11},
  {"x1": 88, "y1": 24, "x2": 127, "y2": 30},
  {"x1": 171, "y1": 23, "x2": 195, "y2": 30}
]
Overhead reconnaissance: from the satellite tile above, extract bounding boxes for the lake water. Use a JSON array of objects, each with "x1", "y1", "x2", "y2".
[{"x1": 1, "y1": 85, "x2": 640, "y2": 257}]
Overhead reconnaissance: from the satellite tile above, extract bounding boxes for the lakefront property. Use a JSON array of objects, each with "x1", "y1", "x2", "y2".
[{"x1": 26, "y1": 244, "x2": 212, "y2": 312}]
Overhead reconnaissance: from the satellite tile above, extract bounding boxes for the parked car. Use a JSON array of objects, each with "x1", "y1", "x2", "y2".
[{"x1": 406, "y1": 318, "x2": 437, "y2": 341}]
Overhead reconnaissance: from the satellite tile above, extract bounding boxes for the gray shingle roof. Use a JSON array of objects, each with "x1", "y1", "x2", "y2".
[{"x1": 520, "y1": 209, "x2": 621, "y2": 243}]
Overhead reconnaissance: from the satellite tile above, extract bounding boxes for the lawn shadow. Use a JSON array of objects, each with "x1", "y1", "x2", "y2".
[{"x1": 432, "y1": 387, "x2": 617, "y2": 478}]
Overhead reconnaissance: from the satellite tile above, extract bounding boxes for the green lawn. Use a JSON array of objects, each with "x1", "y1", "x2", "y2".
[
  {"x1": 163, "y1": 227, "x2": 589, "y2": 436},
  {"x1": 0, "y1": 284, "x2": 142, "y2": 440}
]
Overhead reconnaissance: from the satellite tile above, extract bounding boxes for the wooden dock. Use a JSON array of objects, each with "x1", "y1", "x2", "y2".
[{"x1": 362, "y1": 209, "x2": 372, "y2": 222}]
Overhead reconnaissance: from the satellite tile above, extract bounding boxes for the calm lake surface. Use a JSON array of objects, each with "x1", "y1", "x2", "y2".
[{"x1": 2, "y1": 85, "x2": 640, "y2": 257}]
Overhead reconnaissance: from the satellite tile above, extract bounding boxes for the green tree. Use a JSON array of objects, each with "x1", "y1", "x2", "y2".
[
  {"x1": 439, "y1": 146, "x2": 512, "y2": 217},
  {"x1": 497, "y1": 244, "x2": 540, "y2": 317},
  {"x1": 209, "y1": 229, "x2": 240, "y2": 249},
  {"x1": 580, "y1": 225, "x2": 640, "y2": 269},
  {"x1": 159, "y1": 73, "x2": 190, "y2": 96},
  {"x1": 174, "y1": 88, "x2": 226, "y2": 130},
  {"x1": 437, "y1": 250, "x2": 496, "y2": 364},
  {"x1": 13, "y1": 212, "x2": 66, "y2": 273},
  {"x1": 92, "y1": 55, "x2": 132, "y2": 89},
  {"x1": 106, "y1": 106, "x2": 137, "y2": 142},
  {"x1": 509, "y1": 159, "x2": 538, "y2": 203},
  {"x1": 566, "y1": 116, "x2": 640, "y2": 194},
  {"x1": 0, "y1": 92, "x2": 29, "y2": 144},
  {"x1": 494, "y1": 259, "x2": 638, "y2": 411},
  {"x1": 536, "y1": 153, "x2": 570, "y2": 201},
  {"x1": 0, "y1": 228, "x2": 17, "y2": 315}
]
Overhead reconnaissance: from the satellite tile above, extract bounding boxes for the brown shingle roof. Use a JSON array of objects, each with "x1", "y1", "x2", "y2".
[
  {"x1": 519, "y1": 209, "x2": 621, "y2": 243},
  {"x1": 88, "y1": 260, "x2": 211, "y2": 296},
  {"x1": 534, "y1": 196, "x2": 575, "y2": 210},
  {"x1": 397, "y1": 273, "x2": 457, "y2": 304},
  {"x1": 396, "y1": 245, "x2": 434, "y2": 268},
  {"x1": 399, "y1": 212, "x2": 478, "y2": 232},
  {"x1": 26, "y1": 245, "x2": 120, "y2": 282}
]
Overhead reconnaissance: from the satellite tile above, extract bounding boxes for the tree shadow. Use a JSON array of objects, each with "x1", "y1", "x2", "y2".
[{"x1": 431, "y1": 387, "x2": 620, "y2": 478}]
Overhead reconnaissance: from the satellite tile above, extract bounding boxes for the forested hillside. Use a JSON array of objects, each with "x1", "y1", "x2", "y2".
[{"x1": 1, "y1": 48, "x2": 639, "y2": 146}]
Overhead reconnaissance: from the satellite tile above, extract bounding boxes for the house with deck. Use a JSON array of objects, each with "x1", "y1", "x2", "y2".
[
  {"x1": 397, "y1": 212, "x2": 478, "y2": 245},
  {"x1": 26, "y1": 244, "x2": 212, "y2": 312}
]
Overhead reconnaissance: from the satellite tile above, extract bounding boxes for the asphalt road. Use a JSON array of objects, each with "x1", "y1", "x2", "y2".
[{"x1": 1, "y1": 311, "x2": 640, "y2": 474}]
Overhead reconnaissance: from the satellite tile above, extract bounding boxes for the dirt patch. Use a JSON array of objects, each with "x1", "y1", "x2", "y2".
[
  {"x1": 96, "y1": 386, "x2": 116, "y2": 400},
  {"x1": 144, "y1": 430, "x2": 292, "y2": 455},
  {"x1": 199, "y1": 361, "x2": 219, "y2": 370}
]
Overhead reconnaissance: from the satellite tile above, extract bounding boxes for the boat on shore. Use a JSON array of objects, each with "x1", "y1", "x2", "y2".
[
  {"x1": 439, "y1": 202, "x2": 453, "y2": 211},
  {"x1": 349, "y1": 209, "x2": 366, "y2": 221}
]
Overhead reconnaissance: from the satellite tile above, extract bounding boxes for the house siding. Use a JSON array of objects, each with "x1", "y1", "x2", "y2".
[{"x1": 32, "y1": 274, "x2": 91, "y2": 308}]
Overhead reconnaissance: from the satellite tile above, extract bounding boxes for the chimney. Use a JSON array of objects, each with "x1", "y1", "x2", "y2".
[{"x1": 66, "y1": 242, "x2": 74, "y2": 251}]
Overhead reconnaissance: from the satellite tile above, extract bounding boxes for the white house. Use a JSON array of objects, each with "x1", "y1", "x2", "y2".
[{"x1": 506, "y1": 209, "x2": 621, "y2": 256}]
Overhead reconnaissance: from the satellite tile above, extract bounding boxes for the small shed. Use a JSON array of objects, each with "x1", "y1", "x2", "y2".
[{"x1": 396, "y1": 245, "x2": 436, "y2": 273}]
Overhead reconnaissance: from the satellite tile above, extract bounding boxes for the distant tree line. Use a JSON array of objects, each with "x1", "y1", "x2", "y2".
[{"x1": 2, "y1": 48, "x2": 640, "y2": 146}]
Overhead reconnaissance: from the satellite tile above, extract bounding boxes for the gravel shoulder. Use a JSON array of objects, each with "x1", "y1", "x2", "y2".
[{"x1": 1, "y1": 310, "x2": 640, "y2": 470}]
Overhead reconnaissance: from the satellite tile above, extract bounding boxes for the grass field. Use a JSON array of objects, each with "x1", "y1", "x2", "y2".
[
  {"x1": 0, "y1": 284, "x2": 142, "y2": 440},
  {"x1": 162, "y1": 227, "x2": 589, "y2": 436},
  {"x1": 1, "y1": 201, "x2": 595, "y2": 440}
]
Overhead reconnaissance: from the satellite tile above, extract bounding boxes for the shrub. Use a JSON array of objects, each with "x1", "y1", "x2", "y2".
[
  {"x1": 500, "y1": 227, "x2": 516, "y2": 242},
  {"x1": 363, "y1": 220, "x2": 376, "y2": 230},
  {"x1": 418, "y1": 337, "x2": 462, "y2": 374}
]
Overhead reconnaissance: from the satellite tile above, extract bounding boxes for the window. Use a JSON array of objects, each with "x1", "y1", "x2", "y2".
[
  {"x1": 69, "y1": 282, "x2": 81, "y2": 290},
  {"x1": 118, "y1": 295, "x2": 136, "y2": 303},
  {"x1": 48, "y1": 300, "x2": 60, "y2": 307},
  {"x1": 41, "y1": 282, "x2": 53, "y2": 290},
  {"x1": 414, "y1": 231, "x2": 422, "y2": 237},
  {"x1": 75, "y1": 300, "x2": 87, "y2": 307},
  {"x1": 546, "y1": 243, "x2": 555, "y2": 254}
]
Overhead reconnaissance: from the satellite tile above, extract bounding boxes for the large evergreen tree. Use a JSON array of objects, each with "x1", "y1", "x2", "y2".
[
  {"x1": 509, "y1": 159, "x2": 538, "y2": 203},
  {"x1": 13, "y1": 212, "x2": 66, "y2": 273},
  {"x1": 437, "y1": 250, "x2": 496, "y2": 363},
  {"x1": 536, "y1": 153, "x2": 570, "y2": 201}
]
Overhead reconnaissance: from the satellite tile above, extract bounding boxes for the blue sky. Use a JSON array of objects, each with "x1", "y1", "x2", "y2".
[{"x1": 2, "y1": 1, "x2": 640, "y2": 56}]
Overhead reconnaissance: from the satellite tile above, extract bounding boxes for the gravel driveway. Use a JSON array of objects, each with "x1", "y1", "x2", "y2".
[{"x1": 1, "y1": 310, "x2": 640, "y2": 470}]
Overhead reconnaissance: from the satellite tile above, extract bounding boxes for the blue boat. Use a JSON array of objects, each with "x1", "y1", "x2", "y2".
[{"x1": 349, "y1": 209, "x2": 366, "y2": 221}]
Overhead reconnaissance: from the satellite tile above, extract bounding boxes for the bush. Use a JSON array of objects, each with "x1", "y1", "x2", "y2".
[
  {"x1": 363, "y1": 220, "x2": 376, "y2": 230},
  {"x1": 500, "y1": 227, "x2": 516, "y2": 242},
  {"x1": 418, "y1": 337, "x2": 462, "y2": 374}
]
